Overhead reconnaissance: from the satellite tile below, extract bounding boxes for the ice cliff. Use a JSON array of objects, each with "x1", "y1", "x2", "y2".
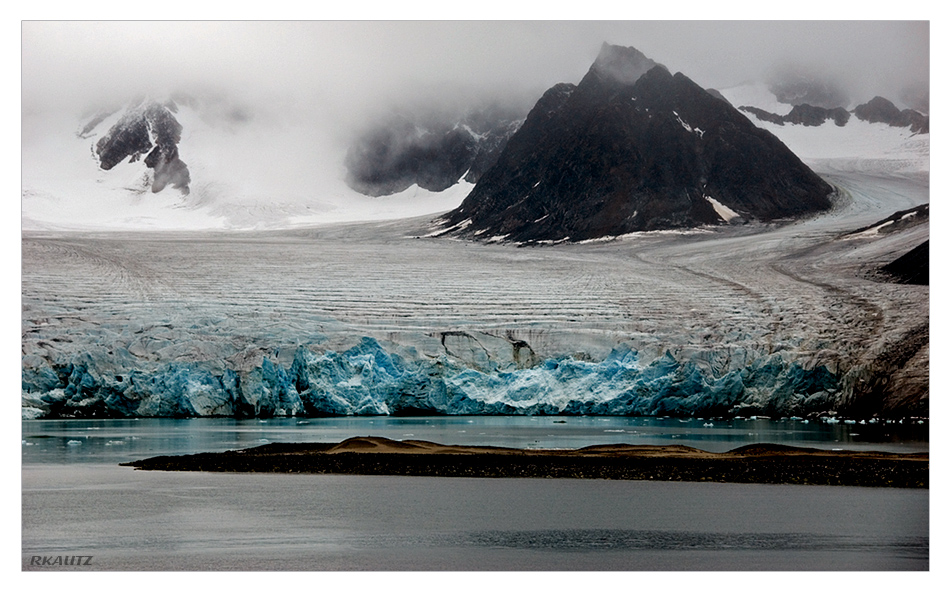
[{"x1": 22, "y1": 336, "x2": 839, "y2": 420}]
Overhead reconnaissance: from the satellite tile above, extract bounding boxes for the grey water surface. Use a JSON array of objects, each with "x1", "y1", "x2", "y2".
[{"x1": 22, "y1": 417, "x2": 928, "y2": 571}]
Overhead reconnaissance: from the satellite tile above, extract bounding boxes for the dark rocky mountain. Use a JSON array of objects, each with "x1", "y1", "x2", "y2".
[
  {"x1": 784, "y1": 104, "x2": 851, "y2": 127},
  {"x1": 845, "y1": 203, "x2": 929, "y2": 238},
  {"x1": 704, "y1": 88, "x2": 731, "y2": 105},
  {"x1": 82, "y1": 98, "x2": 191, "y2": 194},
  {"x1": 343, "y1": 104, "x2": 525, "y2": 196},
  {"x1": 741, "y1": 95, "x2": 928, "y2": 134},
  {"x1": 436, "y1": 43, "x2": 833, "y2": 243},
  {"x1": 740, "y1": 104, "x2": 851, "y2": 127},
  {"x1": 738, "y1": 106, "x2": 785, "y2": 126},
  {"x1": 841, "y1": 204, "x2": 929, "y2": 286},
  {"x1": 853, "y1": 96, "x2": 929, "y2": 134},
  {"x1": 880, "y1": 240, "x2": 929, "y2": 285},
  {"x1": 899, "y1": 83, "x2": 929, "y2": 115}
]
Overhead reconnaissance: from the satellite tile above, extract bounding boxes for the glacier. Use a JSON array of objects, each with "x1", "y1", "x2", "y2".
[
  {"x1": 21, "y1": 161, "x2": 928, "y2": 421},
  {"x1": 21, "y1": 336, "x2": 838, "y2": 420},
  {"x1": 20, "y1": 79, "x2": 929, "y2": 421},
  {"x1": 21, "y1": 157, "x2": 928, "y2": 420}
]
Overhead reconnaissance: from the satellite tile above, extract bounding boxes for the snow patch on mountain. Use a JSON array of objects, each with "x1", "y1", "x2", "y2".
[{"x1": 705, "y1": 195, "x2": 740, "y2": 222}]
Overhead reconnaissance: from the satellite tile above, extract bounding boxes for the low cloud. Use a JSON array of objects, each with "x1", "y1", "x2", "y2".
[
  {"x1": 23, "y1": 21, "x2": 928, "y2": 116},
  {"x1": 21, "y1": 20, "x2": 929, "y2": 177}
]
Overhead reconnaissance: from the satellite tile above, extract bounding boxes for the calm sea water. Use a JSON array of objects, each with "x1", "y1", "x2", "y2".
[
  {"x1": 21, "y1": 417, "x2": 929, "y2": 571},
  {"x1": 20, "y1": 415, "x2": 929, "y2": 464}
]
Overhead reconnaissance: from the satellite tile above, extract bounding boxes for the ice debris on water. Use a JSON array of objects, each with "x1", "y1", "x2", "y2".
[{"x1": 21, "y1": 336, "x2": 840, "y2": 419}]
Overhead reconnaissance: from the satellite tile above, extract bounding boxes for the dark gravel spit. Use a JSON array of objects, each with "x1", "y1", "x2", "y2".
[{"x1": 121, "y1": 438, "x2": 928, "y2": 489}]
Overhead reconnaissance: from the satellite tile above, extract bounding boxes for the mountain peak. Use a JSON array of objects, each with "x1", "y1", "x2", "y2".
[
  {"x1": 853, "y1": 96, "x2": 929, "y2": 134},
  {"x1": 589, "y1": 43, "x2": 665, "y2": 86},
  {"x1": 437, "y1": 43, "x2": 833, "y2": 243}
]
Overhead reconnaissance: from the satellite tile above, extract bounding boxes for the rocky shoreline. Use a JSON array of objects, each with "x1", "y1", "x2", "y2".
[{"x1": 121, "y1": 436, "x2": 928, "y2": 488}]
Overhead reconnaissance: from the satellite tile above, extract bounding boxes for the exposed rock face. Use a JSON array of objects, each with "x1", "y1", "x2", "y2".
[
  {"x1": 437, "y1": 43, "x2": 833, "y2": 243},
  {"x1": 704, "y1": 88, "x2": 732, "y2": 105},
  {"x1": 740, "y1": 104, "x2": 851, "y2": 127},
  {"x1": 841, "y1": 322, "x2": 929, "y2": 418},
  {"x1": 899, "y1": 83, "x2": 929, "y2": 115},
  {"x1": 845, "y1": 203, "x2": 929, "y2": 239},
  {"x1": 92, "y1": 99, "x2": 191, "y2": 194},
  {"x1": 343, "y1": 104, "x2": 524, "y2": 196},
  {"x1": 740, "y1": 95, "x2": 927, "y2": 134},
  {"x1": 784, "y1": 104, "x2": 851, "y2": 127},
  {"x1": 739, "y1": 106, "x2": 785, "y2": 125},
  {"x1": 853, "y1": 96, "x2": 929, "y2": 134},
  {"x1": 880, "y1": 241, "x2": 929, "y2": 286},
  {"x1": 585, "y1": 42, "x2": 661, "y2": 84}
]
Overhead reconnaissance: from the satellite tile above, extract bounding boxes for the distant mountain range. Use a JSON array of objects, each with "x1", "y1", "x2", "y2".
[{"x1": 739, "y1": 95, "x2": 928, "y2": 134}]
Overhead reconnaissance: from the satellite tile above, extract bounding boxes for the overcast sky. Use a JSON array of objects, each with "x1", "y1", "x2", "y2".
[{"x1": 22, "y1": 20, "x2": 929, "y2": 127}]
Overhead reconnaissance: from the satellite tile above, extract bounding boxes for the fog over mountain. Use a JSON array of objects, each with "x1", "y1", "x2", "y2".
[
  {"x1": 22, "y1": 21, "x2": 929, "y2": 121},
  {"x1": 22, "y1": 21, "x2": 929, "y2": 222}
]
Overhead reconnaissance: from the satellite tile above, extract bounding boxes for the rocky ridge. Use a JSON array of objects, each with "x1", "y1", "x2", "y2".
[
  {"x1": 741, "y1": 95, "x2": 928, "y2": 134},
  {"x1": 740, "y1": 104, "x2": 852, "y2": 127},
  {"x1": 853, "y1": 96, "x2": 929, "y2": 134}
]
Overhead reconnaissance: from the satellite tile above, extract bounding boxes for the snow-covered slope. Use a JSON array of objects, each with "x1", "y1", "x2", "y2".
[
  {"x1": 720, "y1": 83, "x2": 929, "y2": 178},
  {"x1": 21, "y1": 95, "x2": 472, "y2": 232}
]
